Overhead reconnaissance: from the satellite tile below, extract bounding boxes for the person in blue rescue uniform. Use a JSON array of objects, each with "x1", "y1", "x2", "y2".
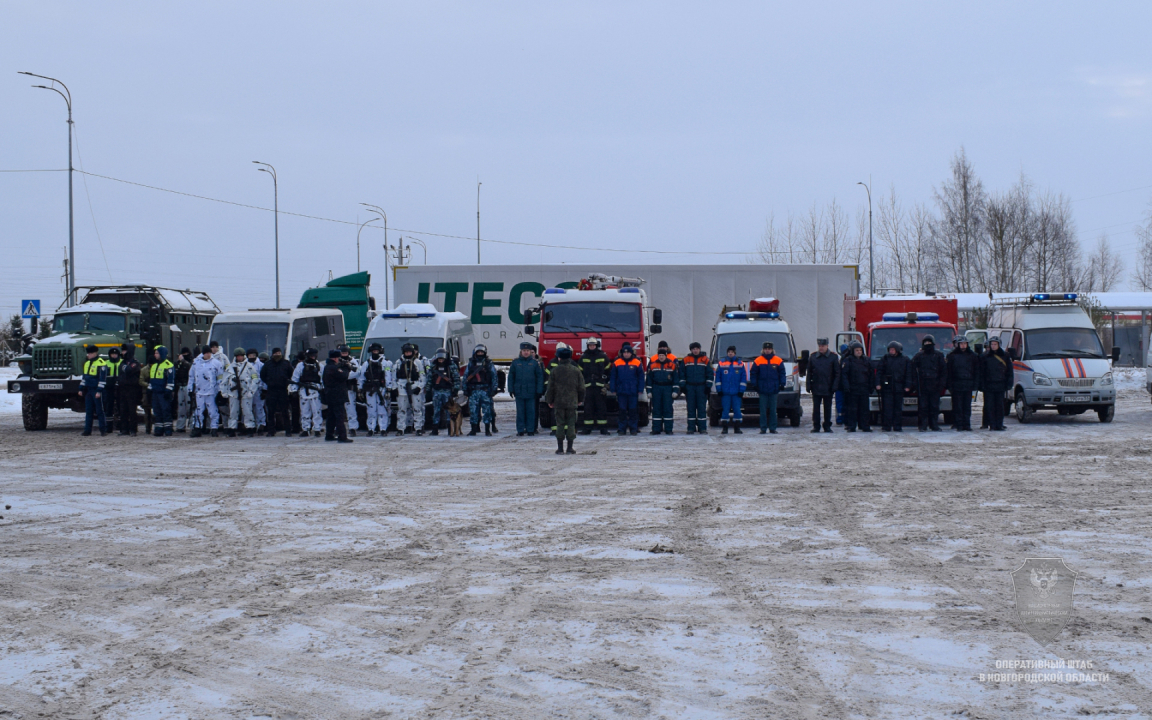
[
  {"x1": 464, "y1": 344, "x2": 499, "y2": 436},
  {"x1": 715, "y1": 345, "x2": 747, "y2": 434},
  {"x1": 679, "y1": 342, "x2": 711, "y2": 434},
  {"x1": 80, "y1": 344, "x2": 109, "y2": 436},
  {"x1": 749, "y1": 341, "x2": 787, "y2": 434},
  {"x1": 508, "y1": 342, "x2": 544, "y2": 436},
  {"x1": 609, "y1": 342, "x2": 644, "y2": 435},
  {"x1": 646, "y1": 345, "x2": 680, "y2": 435},
  {"x1": 148, "y1": 345, "x2": 176, "y2": 437}
]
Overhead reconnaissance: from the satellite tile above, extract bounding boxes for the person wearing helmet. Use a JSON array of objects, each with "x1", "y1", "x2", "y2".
[
  {"x1": 545, "y1": 344, "x2": 585, "y2": 453},
  {"x1": 875, "y1": 340, "x2": 913, "y2": 431},
  {"x1": 393, "y1": 342, "x2": 428, "y2": 434},
  {"x1": 978, "y1": 336, "x2": 1010, "y2": 431},
  {"x1": 840, "y1": 341, "x2": 873, "y2": 432},
  {"x1": 427, "y1": 347, "x2": 462, "y2": 435},
  {"x1": 290, "y1": 348, "x2": 325, "y2": 437},
  {"x1": 911, "y1": 335, "x2": 947, "y2": 431},
  {"x1": 646, "y1": 345, "x2": 680, "y2": 435},
  {"x1": 247, "y1": 348, "x2": 267, "y2": 434},
  {"x1": 946, "y1": 335, "x2": 978, "y2": 431},
  {"x1": 260, "y1": 348, "x2": 294, "y2": 436},
  {"x1": 189, "y1": 345, "x2": 224, "y2": 437},
  {"x1": 148, "y1": 346, "x2": 177, "y2": 437},
  {"x1": 222, "y1": 347, "x2": 260, "y2": 437},
  {"x1": 679, "y1": 342, "x2": 711, "y2": 434},
  {"x1": 361, "y1": 342, "x2": 393, "y2": 436},
  {"x1": 80, "y1": 344, "x2": 109, "y2": 437},
  {"x1": 579, "y1": 338, "x2": 610, "y2": 435},
  {"x1": 464, "y1": 344, "x2": 499, "y2": 436},
  {"x1": 806, "y1": 338, "x2": 840, "y2": 433},
  {"x1": 609, "y1": 342, "x2": 645, "y2": 435},
  {"x1": 509, "y1": 342, "x2": 544, "y2": 436},
  {"x1": 337, "y1": 344, "x2": 361, "y2": 437},
  {"x1": 714, "y1": 345, "x2": 747, "y2": 434}
]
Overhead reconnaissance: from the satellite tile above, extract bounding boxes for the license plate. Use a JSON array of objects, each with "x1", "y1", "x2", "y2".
[
  {"x1": 1063, "y1": 396, "x2": 1089, "y2": 403},
  {"x1": 903, "y1": 398, "x2": 918, "y2": 406},
  {"x1": 39, "y1": 383, "x2": 63, "y2": 390}
]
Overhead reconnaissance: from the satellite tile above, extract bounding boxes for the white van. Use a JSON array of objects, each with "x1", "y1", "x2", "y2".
[
  {"x1": 361, "y1": 303, "x2": 477, "y2": 363},
  {"x1": 986, "y1": 293, "x2": 1118, "y2": 423},
  {"x1": 209, "y1": 308, "x2": 346, "y2": 359}
]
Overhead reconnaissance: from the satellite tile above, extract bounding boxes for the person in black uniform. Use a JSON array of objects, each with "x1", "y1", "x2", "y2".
[
  {"x1": 322, "y1": 349, "x2": 353, "y2": 442},
  {"x1": 260, "y1": 347, "x2": 294, "y2": 436},
  {"x1": 578, "y1": 338, "x2": 611, "y2": 435},
  {"x1": 806, "y1": 338, "x2": 840, "y2": 433},
  {"x1": 978, "y1": 336, "x2": 1010, "y2": 431},
  {"x1": 911, "y1": 335, "x2": 947, "y2": 431},
  {"x1": 840, "y1": 341, "x2": 873, "y2": 432},
  {"x1": 875, "y1": 341, "x2": 912, "y2": 431},
  {"x1": 117, "y1": 343, "x2": 143, "y2": 436},
  {"x1": 945, "y1": 335, "x2": 979, "y2": 431}
]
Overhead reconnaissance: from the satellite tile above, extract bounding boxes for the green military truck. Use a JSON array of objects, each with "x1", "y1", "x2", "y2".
[
  {"x1": 7, "y1": 285, "x2": 220, "y2": 431},
  {"x1": 297, "y1": 271, "x2": 375, "y2": 353}
]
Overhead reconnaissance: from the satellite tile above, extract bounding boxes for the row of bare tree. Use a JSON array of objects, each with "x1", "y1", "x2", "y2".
[{"x1": 755, "y1": 148, "x2": 1141, "y2": 294}]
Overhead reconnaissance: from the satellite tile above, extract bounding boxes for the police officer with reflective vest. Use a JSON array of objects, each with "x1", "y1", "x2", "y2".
[
  {"x1": 911, "y1": 335, "x2": 947, "y2": 431},
  {"x1": 80, "y1": 344, "x2": 109, "y2": 436},
  {"x1": 679, "y1": 342, "x2": 711, "y2": 434},
  {"x1": 291, "y1": 348, "x2": 324, "y2": 437},
  {"x1": 578, "y1": 338, "x2": 610, "y2": 435},
  {"x1": 118, "y1": 343, "x2": 143, "y2": 436},
  {"x1": 875, "y1": 341, "x2": 913, "y2": 431},
  {"x1": 609, "y1": 343, "x2": 644, "y2": 435},
  {"x1": 646, "y1": 346, "x2": 680, "y2": 434},
  {"x1": 148, "y1": 346, "x2": 176, "y2": 437}
]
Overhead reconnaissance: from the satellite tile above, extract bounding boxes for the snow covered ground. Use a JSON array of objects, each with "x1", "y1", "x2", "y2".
[{"x1": 0, "y1": 382, "x2": 1150, "y2": 717}]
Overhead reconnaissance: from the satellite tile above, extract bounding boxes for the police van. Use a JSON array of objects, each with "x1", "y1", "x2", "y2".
[
  {"x1": 209, "y1": 308, "x2": 347, "y2": 359},
  {"x1": 708, "y1": 298, "x2": 802, "y2": 427},
  {"x1": 985, "y1": 293, "x2": 1119, "y2": 423},
  {"x1": 361, "y1": 303, "x2": 476, "y2": 363}
]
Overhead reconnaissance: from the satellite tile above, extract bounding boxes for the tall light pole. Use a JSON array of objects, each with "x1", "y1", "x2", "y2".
[
  {"x1": 360, "y1": 204, "x2": 389, "y2": 309},
  {"x1": 857, "y1": 177, "x2": 873, "y2": 297},
  {"x1": 356, "y1": 217, "x2": 379, "y2": 273},
  {"x1": 476, "y1": 180, "x2": 482, "y2": 264},
  {"x1": 21, "y1": 72, "x2": 74, "y2": 306},
  {"x1": 408, "y1": 237, "x2": 427, "y2": 265},
  {"x1": 253, "y1": 161, "x2": 279, "y2": 308}
]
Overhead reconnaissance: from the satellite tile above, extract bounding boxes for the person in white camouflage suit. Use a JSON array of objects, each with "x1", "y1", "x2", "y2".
[
  {"x1": 221, "y1": 347, "x2": 261, "y2": 437},
  {"x1": 392, "y1": 343, "x2": 427, "y2": 434}
]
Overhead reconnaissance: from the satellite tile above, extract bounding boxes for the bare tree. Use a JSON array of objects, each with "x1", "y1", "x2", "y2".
[
  {"x1": 1134, "y1": 207, "x2": 1152, "y2": 291},
  {"x1": 754, "y1": 212, "x2": 802, "y2": 263},
  {"x1": 932, "y1": 148, "x2": 987, "y2": 292},
  {"x1": 1083, "y1": 234, "x2": 1124, "y2": 292},
  {"x1": 981, "y1": 177, "x2": 1034, "y2": 292}
]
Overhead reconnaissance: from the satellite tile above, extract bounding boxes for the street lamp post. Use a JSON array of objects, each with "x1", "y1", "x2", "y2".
[
  {"x1": 476, "y1": 180, "x2": 482, "y2": 264},
  {"x1": 408, "y1": 237, "x2": 427, "y2": 265},
  {"x1": 360, "y1": 204, "x2": 389, "y2": 309},
  {"x1": 356, "y1": 217, "x2": 379, "y2": 273},
  {"x1": 253, "y1": 161, "x2": 279, "y2": 308},
  {"x1": 21, "y1": 72, "x2": 74, "y2": 306},
  {"x1": 857, "y1": 177, "x2": 873, "y2": 297}
]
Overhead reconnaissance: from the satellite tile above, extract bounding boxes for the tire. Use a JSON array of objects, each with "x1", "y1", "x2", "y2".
[
  {"x1": 789, "y1": 408, "x2": 802, "y2": 427},
  {"x1": 637, "y1": 403, "x2": 650, "y2": 428},
  {"x1": 538, "y1": 402, "x2": 553, "y2": 430},
  {"x1": 1097, "y1": 405, "x2": 1115, "y2": 423},
  {"x1": 1014, "y1": 393, "x2": 1033, "y2": 423},
  {"x1": 708, "y1": 398, "x2": 721, "y2": 427},
  {"x1": 23, "y1": 393, "x2": 49, "y2": 431}
]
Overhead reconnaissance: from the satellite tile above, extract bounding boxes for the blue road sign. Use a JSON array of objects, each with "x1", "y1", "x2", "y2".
[{"x1": 21, "y1": 300, "x2": 41, "y2": 318}]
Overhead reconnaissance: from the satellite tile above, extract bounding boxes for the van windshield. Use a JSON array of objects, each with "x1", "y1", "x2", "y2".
[
  {"x1": 52, "y1": 313, "x2": 126, "y2": 335},
  {"x1": 715, "y1": 332, "x2": 795, "y2": 361},
  {"x1": 1024, "y1": 328, "x2": 1105, "y2": 359},
  {"x1": 361, "y1": 336, "x2": 442, "y2": 361},
  {"x1": 870, "y1": 327, "x2": 954, "y2": 359},
  {"x1": 543, "y1": 302, "x2": 642, "y2": 334},
  {"x1": 209, "y1": 322, "x2": 289, "y2": 358}
]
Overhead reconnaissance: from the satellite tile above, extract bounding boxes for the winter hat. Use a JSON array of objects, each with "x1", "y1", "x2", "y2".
[
  {"x1": 817, "y1": 338, "x2": 829, "y2": 346},
  {"x1": 328, "y1": 349, "x2": 341, "y2": 358},
  {"x1": 520, "y1": 342, "x2": 534, "y2": 350},
  {"x1": 557, "y1": 346, "x2": 573, "y2": 360},
  {"x1": 922, "y1": 335, "x2": 935, "y2": 346},
  {"x1": 689, "y1": 342, "x2": 701, "y2": 350},
  {"x1": 85, "y1": 344, "x2": 98, "y2": 354},
  {"x1": 762, "y1": 341, "x2": 774, "y2": 350},
  {"x1": 726, "y1": 345, "x2": 737, "y2": 354}
]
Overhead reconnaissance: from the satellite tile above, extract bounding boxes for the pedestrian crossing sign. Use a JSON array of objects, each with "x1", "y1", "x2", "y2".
[{"x1": 21, "y1": 300, "x2": 41, "y2": 318}]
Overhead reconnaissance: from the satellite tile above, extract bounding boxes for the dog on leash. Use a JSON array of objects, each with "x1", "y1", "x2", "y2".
[{"x1": 446, "y1": 397, "x2": 464, "y2": 437}]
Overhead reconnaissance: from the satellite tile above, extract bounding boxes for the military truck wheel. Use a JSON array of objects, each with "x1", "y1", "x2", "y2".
[
  {"x1": 1014, "y1": 393, "x2": 1033, "y2": 424},
  {"x1": 708, "y1": 398, "x2": 721, "y2": 427},
  {"x1": 789, "y1": 408, "x2": 802, "y2": 427},
  {"x1": 22, "y1": 393, "x2": 49, "y2": 431},
  {"x1": 538, "y1": 402, "x2": 553, "y2": 430},
  {"x1": 1097, "y1": 405, "x2": 1114, "y2": 423}
]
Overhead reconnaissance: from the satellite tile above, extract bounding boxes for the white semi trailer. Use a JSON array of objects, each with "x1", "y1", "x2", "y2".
[{"x1": 393, "y1": 264, "x2": 858, "y2": 363}]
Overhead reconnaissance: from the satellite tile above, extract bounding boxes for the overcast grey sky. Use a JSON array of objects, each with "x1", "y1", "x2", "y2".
[{"x1": 3, "y1": 2, "x2": 1151, "y2": 316}]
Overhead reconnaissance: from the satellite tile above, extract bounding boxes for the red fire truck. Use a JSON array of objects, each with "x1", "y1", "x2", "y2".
[{"x1": 525, "y1": 274, "x2": 663, "y2": 430}]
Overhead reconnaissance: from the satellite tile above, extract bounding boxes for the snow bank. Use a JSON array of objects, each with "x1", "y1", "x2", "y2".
[{"x1": 0, "y1": 367, "x2": 20, "y2": 414}]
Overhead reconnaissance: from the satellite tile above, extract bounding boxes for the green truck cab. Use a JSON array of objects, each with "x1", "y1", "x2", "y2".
[
  {"x1": 297, "y1": 271, "x2": 375, "y2": 352},
  {"x1": 7, "y1": 285, "x2": 219, "y2": 431}
]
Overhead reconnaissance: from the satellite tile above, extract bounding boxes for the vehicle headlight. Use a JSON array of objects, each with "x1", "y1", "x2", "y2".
[
  {"x1": 1099, "y1": 372, "x2": 1113, "y2": 387},
  {"x1": 10, "y1": 382, "x2": 20, "y2": 392},
  {"x1": 1032, "y1": 373, "x2": 1052, "y2": 386},
  {"x1": 785, "y1": 374, "x2": 796, "y2": 389}
]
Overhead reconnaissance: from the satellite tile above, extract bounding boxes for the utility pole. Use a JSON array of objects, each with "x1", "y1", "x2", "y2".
[
  {"x1": 857, "y1": 176, "x2": 874, "y2": 296},
  {"x1": 253, "y1": 162, "x2": 279, "y2": 308},
  {"x1": 21, "y1": 72, "x2": 74, "y2": 306},
  {"x1": 476, "y1": 179, "x2": 482, "y2": 264},
  {"x1": 356, "y1": 217, "x2": 379, "y2": 273},
  {"x1": 360, "y1": 204, "x2": 389, "y2": 309}
]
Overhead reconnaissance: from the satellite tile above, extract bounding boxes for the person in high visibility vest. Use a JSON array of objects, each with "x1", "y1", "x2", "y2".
[
  {"x1": 80, "y1": 344, "x2": 109, "y2": 436},
  {"x1": 148, "y1": 346, "x2": 176, "y2": 436}
]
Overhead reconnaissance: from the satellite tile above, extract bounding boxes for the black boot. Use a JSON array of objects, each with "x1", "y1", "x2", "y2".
[
  {"x1": 468, "y1": 424, "x2": 479, "y2": 436},
  {"x1": 600, "y1": 428, "x2": 610, "y2": 436},
  {"x1": 566, "y1": 437, "x2": 575, "y2": 454},
  {"x1": 555, "y1": 437, "x2": 564, "y2": 455},
  {"x1": 722, "y1": 422, "x2": 729, "y2": 435},
  {"x1": 733, "y1": 425, "x2": 743, "y2": 434},
  {"x1": 484, "y1": 423, "x2": 492, "y2": 437},
  {"x1": 430, "y1": 428, "x2": 438, "y2": 436}
]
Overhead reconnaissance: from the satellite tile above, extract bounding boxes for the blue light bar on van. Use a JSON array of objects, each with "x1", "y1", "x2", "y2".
[
  {"x1": 618, "y1": 287, "x2": 640, "y2": 293},
  {"x1": 380, "y1": 312, "x2": 436, "y2": 318},
  {"x1": 725, "y1": 311, "x2": 779, "y2": 320},
  {"x1": 1063, "y1": 293, "x2": 1077, "y2": 300},
  {"x1": 881, "y1": 312, "x2": 940, "y2": 322},
  {"x1": 1033, "y1": 293, "x2": 1050, "y2": 301},
  {"x1": 544, "y1": 288, "x2": 566, "y2": 294}
]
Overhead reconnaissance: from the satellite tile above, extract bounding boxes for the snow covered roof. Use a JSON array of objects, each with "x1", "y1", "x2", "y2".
[
  {"x1": 55, "y1": 302, "x2": 140, "y2": 315},
  {"x1": 72, "y1": 286, "x2": 220, "y2": 313},
  {"x1": 862, "y1": 292, "x2": 1152, "y2": 312}
]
